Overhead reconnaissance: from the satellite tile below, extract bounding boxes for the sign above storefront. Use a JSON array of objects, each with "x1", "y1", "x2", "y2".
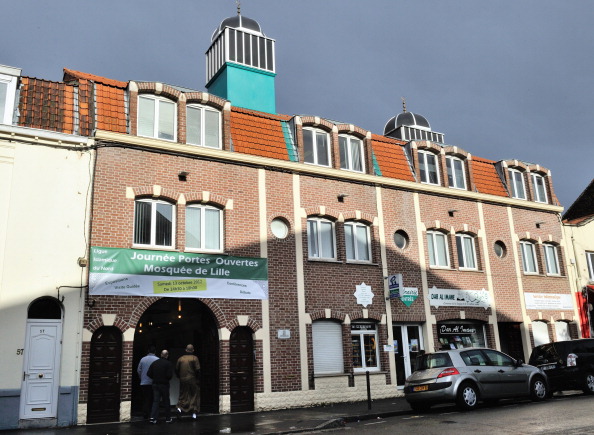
[
  {"x1": 524, "y1": 293, "x2": 573, "y2": 310},
  {"x1": 89, "y1": 246, "x2": 268, "y2": 299},
  {"x1": 429, "y1": 287, "x2": 490, "y2": 309}
]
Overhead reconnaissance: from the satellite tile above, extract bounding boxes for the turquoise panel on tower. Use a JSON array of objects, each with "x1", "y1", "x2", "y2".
[{"x1": 207, "y1": 63, "x2": 276, "y2": 114}]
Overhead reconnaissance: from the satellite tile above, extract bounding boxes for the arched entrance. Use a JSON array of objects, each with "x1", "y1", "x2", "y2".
[
  {"x1": 131, "y1": 298, "x2": 219, "y2": 416},
  {"x1": 87, "y1": 326, "x2": 122, "y2": 423},
  {"x1": 20, "y1": 297, "x2": 63, "y2": 421}
]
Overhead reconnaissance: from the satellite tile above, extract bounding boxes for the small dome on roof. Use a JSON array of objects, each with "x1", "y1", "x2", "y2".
[
  {"x1": 384, "y1": 111, "x2": 431, "y2": 135},
  {"x1": 212, "y1": 14, "x2": 264, "y2": 40}
]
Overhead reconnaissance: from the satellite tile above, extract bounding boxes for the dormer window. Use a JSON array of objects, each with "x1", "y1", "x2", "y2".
[
  {"x1": 531, "y1": 173, "x2": 548, "y2": 203},
  {"x1": 187, "y1": 104, "x2": 221, "y2": 148},
  {"x1": 446, "y1": 156, "x2": 466, "y2": 190},
  {"x1": 339, "y1": 135, "x2": 364, "y2": 173},
  {"x1": 138, "y1": 95, "x2": 176, "y2": 141},
  {"x1": 508, "y1": 168, "x2": 526, "y2": 200},
  {"x1": 418, "y1": 150, "x2": 440, "y2": 185},
  {"x1": 0, "y1": 65, "x2": 20, "y2": 125},
  {"x1": 303, "y1": 128, "x2": 330, "y2": 167}
]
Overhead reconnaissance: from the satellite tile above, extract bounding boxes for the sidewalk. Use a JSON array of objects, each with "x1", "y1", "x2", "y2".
[{"x1": 2, "y1": 397, "x2": 413, "y2": 434}]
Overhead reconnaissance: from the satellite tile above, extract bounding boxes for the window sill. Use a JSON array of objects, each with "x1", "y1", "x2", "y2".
[
  {"x1": 184, "y1": 248, "x2": 226, "y2": 255},
  {"x1": 458, "y1": 268, "x2": 483, "y2": 273},
  {"x1": 523, "y1": 272, "x2": 540, "y2": 276},
  {"x1": 131, "y1": 244, "x2": 177, "y2": 251},
  {"x1": 308, "y1": 258, "x2": 341, "y2": 263},
  {"x1": 345, "y1": 260, "x2": 379, "y2": 266},
  {"x1": 545, "y1": 273, "x2": 564, "y2": 278},
  {"x1": 429, "y1": 265, "x2": 451, "y2": 270}
]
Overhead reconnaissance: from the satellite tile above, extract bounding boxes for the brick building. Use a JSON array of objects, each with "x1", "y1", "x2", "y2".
[{"x1": 0, "y1": 10, "x2": 578, "y2": 428}]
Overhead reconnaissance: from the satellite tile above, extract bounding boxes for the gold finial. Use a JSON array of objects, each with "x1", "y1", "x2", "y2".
[
  {"x1": 401, "y1": 97, "x2": 407, "y2": 113},
  {"x1": 236, "y1": 0, "x2": 241, "y2": 15}
]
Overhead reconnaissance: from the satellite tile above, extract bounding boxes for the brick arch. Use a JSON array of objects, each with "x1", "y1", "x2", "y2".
[
  {"x1": 342, "y1": 211, "x2": 375, "y2": 225},
  {"x1": 415, "y1": 141, "x2": 442, "y2": 154},
  {"x1": 519, "y1": 236, "x2": 539, "y2": 244},
  {"x1": 443, "y1": 145, "x2": 470, "y2": 159},
  {"x1": 184, "y1": 191, "x2": 228, "y2": 209},
  {"x1": 136, "y1": 82, "x2": 182, "y2": 101},
  {"x1": 550, "y1": 314, "x2": 574, "y2": 323},
  {"x1": 425, "y1": 224, "x2": 449, "y2": 234},
  {"x1": 304, "y1": 206, "x2": 341, "y2": 220},
  {"x1": 452, "y1": 225, "x2": 480, "y2": 236},
  {"x1": 309, "y1": 309, "x2": 347, "y2": 322},
  {"x1": 131, "y1": 186, "x2": 181, "y2": 203},
  {"x1": 336, "y1": 124, "x2": 369, "y2": 139},
  {"x1": 300, "y1": 116, "x2": 335, "y2": 132},
  {"x1": 85, "y1": 315, "x2": 128, "y2": 334},
  {"x1": 185, "y1": 92, "x2": 227, "y2": 111},
  {"x1": 433, "y1": 312, "x2": 490, "y2": 323},
  {"x1": 350, "y1": 310, "x2": 383, "y2": 322},
  {"x1": 227, "y1": 317, "x2": 263, "y2": 333},
  {"x1": 527, "y1": 164, "x2": 551, "y2": 176},
  {"x1": 503, "y1": 159, "x2": 529, "y2": 171},
  {"x1": 527, "y1": 314, "x2": 549, "y2": 323}
]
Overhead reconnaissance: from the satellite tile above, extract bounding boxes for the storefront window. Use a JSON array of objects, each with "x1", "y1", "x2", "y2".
[
  {"x1": 351, "y1": 323, "x2": 380, "y2": 372},
  {"x1": 437, "y1": 321, "x2": 486, "y2": 350}
]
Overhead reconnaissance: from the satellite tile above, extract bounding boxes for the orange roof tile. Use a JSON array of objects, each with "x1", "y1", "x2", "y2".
[
  {"x1": 63, "y1": 68, "x2": 127, "y2": 89},
  {"x1": 370, "y1": 134, "x2": 415, "y2": 181},
  {"x1": 472, "y1": 156, "x2": 508, "y2": 197},
  {"x1": 230, "y1": 107, "x2": 291, "y2": 160}
]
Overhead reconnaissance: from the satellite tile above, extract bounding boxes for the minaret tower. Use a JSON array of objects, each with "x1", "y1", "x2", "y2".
[{"x1": 206, "y1": 6, "x2": 276, "y2": 113}]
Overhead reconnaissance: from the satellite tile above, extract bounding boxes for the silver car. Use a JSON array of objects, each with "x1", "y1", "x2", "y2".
[{"x1": 404, "y1": 348, "x2": 548, "y2": 411}]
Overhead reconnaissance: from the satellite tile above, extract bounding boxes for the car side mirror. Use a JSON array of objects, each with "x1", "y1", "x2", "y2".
[{"x1": 516, "y1": 359, "x2": 524, "y2": 367}]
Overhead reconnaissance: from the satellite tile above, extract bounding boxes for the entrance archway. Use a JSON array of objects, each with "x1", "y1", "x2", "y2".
[{"x1": 132, "y1": 298, "x2": 219, "y2": 415}]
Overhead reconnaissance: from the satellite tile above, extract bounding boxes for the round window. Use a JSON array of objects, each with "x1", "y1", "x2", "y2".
[
  {"x1": 270, "y1": 218, "x2": 289, "y2": 239},
  {"x1": 494, "y1": 241, "x2": 507, "y2": 258},
  {"x1": 394, "y1": 230, "x2": 409, "y2": 249}
]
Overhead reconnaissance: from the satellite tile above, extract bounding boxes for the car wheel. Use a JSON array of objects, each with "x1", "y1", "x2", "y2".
[
  {"x1": 456, "y1": 382, "x2": 479, "y2": 411},
  {"x1": 530, "y1": 376, "x2": 548, "y2": 401},
  {"x1": 409, "y1": 402, "x2": 430, "y2": 412},
  {"x1": 582, "y1": 373, "x2": 594, "y2": 394}
]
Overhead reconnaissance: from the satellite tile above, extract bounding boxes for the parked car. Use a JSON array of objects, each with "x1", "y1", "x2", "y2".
[
  {"x1": 404, "y1": 348, "x2": 548, "y2": 411},
  {"x1": 528, "y1": 338, "x2": 594, "y2": 394}
]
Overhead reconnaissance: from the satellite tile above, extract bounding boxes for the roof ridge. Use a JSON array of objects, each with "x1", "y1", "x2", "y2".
[{"x1": 63, "y1": 68, "x2": 128, "y2": 88}]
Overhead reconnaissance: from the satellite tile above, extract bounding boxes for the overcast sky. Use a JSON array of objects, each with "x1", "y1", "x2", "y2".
[{"x1": 2, "y1": 0, "x2": 592, "y2": 209}]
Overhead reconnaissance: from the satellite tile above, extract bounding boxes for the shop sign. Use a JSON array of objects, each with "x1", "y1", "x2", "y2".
[
  {"x1": 400, "y1": 287, "x2": 419, "y2": 307},
  {"x1": 89, "y1": 246, "x2": 268, "y2": 299},
  {"x1": 354, "y1": 282, "x2": 374, "y2": 307},
  {"x1": 524, "y1": 293, "x2": 573, "y2": 310},
  {"x1": 388, "y1": 274, "x2": 402, "y2": 299},
  {"x1": 429, "y1": 286, "x2": 490, "y2": 309},
  {"x1": 439, "y1": 324, "x2": 478, "y2": 335}
]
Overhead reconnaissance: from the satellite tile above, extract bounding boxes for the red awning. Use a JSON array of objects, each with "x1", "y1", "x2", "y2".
[{"x1": 588, "y1": 285, "x2": 594, "y2": 291}]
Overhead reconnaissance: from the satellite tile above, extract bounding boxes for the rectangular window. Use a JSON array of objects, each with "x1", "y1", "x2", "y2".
[
  {"x1": 339, "y1": 135, "x2": 364, "y2": 172},
  {"x1": 427, "y1": 231, "x2": 450, "y2": 267},
  {"x1": 446, "y1": 156, "x2": 466, "y2": 189},
  {"x1": 456, "y1": 234, "x2": 477, "y2": 269},
  {"x1": 351, "y1": 323, "x2": 380, "y2": 372},
  {"x1": 509, "y1": 169, "x2": 526, "y2": 200},
  {"x1": 134, "y1": 199, "x2": 174, "y2": 248},
  {"x1": 543, "y1": 244, "x2": 560, "y2": 275},
  {"x1": 187, "y1": 105, "x2": 221, "y2": 148},
  {"x1": 419, "y1": 150, "x2": 440, "y2": 185},
  {"x1": 138, "y1": 95, "x2": 176, "y2": 141},
  {"x1": 186, "y1": 205, "x2": 222, "y2": 252},
  {"x1": 0, "y1": 69, "x2": 19, "y2": 125},
  {"x1": 0, "y1": 81, "x2": 7, "y2": 123},
  {"x1": 307, "y1": 218, "x2": 336, "y2": 259},
  {"x1": 303, "y1": 128, "x2": 330, "y2": 167},
  {"x1": 521, "y1": 241, "x2": 538, "y2": 274},
  {"x1": 588, "y1": 252, "x2": 594, "y2": 281},
  {"x1": 531, "y1": 173, "x2": 548, "y2": 203},
  {"x1": 345, "y1": 222, "x2": 371, "y2": 262}
]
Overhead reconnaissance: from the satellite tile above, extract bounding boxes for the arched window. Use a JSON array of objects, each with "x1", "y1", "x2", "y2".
[
  {"x1": 446, "y1": 155, "x2": 466, "y2": 190},
  {"x1": 418, "y1": 150, "x2": 440, "y2": 185},
  {"x1": 532, "y1": 321, "x2": 549, "y2": 347},
  {"x1": 138, "y1": 95, "x2": 176, "y2": 141},
  {"x1": 520, "y1": 240, "x2": 538, "y2": 274},
  {"x1": 508, "y1": 168, "x2": 526, "y2": 200},
  {"x1": 303, "y1": 128, "x2": 330, "y2": 167},
  {"x1": 338, "y1": 135, "x2": 364, "y2": 173},
  {"x1": 28, "y1": 297, "x2": 62, "y2": 319},
  {"x1": 185, "y1": 204, "x2": 223, "y2": 252},
  {"x1": 134, "y1": 198, "x2": 175, "y2": 248}
]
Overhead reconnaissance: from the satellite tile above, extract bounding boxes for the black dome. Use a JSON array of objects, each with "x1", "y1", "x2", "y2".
[
  {"x1": 212, "y1": 14, "x2": 264, "y2": 40},
  {"x1": 384, "y1": 111, "x2": 431, "y2": 135}
]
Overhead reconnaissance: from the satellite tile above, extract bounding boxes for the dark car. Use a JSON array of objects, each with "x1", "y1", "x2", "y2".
[
  {"x1": 529, "y1": 339, "x2": 594, "y2": 394},
  {"x1": 404, "y1": 348, "x2": 548, "y2": 411}
]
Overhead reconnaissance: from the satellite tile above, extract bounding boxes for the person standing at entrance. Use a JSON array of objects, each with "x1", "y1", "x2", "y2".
[
  {"x1": 137, "y1": 345, "x2": 159, "y2": 419},
  {"x1": 147, "y1": 349, "x2": 174, "y2": 424},
  {"x1": 176, "y1": 344, "x2": 201, "y2": 419}
]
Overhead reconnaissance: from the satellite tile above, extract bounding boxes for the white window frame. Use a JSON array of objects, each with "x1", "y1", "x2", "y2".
[
  {"x1": 587, "y1": 252, "x2": 594, "y2": 281},
  {"x1": 0, "y1": 73, "x2": 18, "y2": 125},
  {"x1": 456, "y1": 233, "x2": 477, "y2": 270},
  {"x1": 351, "y1": 323, "x2": 380, "y2": 373},
  {"x1": 344, "y1": 221, "x2": 371, "y2": 263},
  {"x1": 338, "y1": 135, "x2": 365, "y2": 173},
  {"x1": 508, "y1": 168, "x2": 527, "y2": 200},
  {"x1": 427, "y1": 230, "x2": 450, "y2": 268},
  {"x1": 312, "y1": 320, "x2": 344, "y2": 375},
  {"x1": 307, "y1": 218, "x2": 336, "y2": 260},
  {"x1": 303, "y1": 127, "x2": 331, "y2": 167},
  {"x1": 531, "y1": 173, "x2": 548, "y2": 203},
  {"x1": 185, "y1": 204, "x2": 223, "y2": 253},
  {"x1": 133, "y1": 199, "x2": 175, "y2": 249},
  {"x1": 543, "y1": 244, "x2": 560, "y2": 276},
  {"x1": 446, "y1": 155, "x2": 466, "y2": 190},
  {"x1": 418, "y1": 150, "x2": 440, "y2": 185},
  {"x1": 186, "y1": 104, "x2": 221, "y2": 149},
  {"x1": 137, "y1": 94, "x2": 177, "y2": 141},
  {"x1": 520, "y1": 241, "x2": 539, "y2": 274}
]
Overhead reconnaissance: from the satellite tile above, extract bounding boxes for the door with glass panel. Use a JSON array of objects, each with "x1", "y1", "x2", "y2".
[{"x1": 393, "y1": 324, "x2": 424, "y2": 387}]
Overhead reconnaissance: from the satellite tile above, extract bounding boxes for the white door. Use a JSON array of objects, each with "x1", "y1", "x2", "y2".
[
  {"x1": 394, "y1": 324, "x2": 424, "y2": 387},
  {"x1": 20, "y1": 320, "x2": 62, "y2": 419}
]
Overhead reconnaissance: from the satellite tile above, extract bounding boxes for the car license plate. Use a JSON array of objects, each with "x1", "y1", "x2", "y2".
[
  {"x1": 542, "y1": 364, "x2": 556, "y2": 371},
  {"x1": 413, "y1": 385, "x2": 428, "y2": 392}
]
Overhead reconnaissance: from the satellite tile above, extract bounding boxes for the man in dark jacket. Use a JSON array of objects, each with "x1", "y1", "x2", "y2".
[{"x1": 147, "y1": 349, "x2": 174, "y2": 424}]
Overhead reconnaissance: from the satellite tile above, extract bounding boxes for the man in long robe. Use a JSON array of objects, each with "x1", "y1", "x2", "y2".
[{"x1": 176, "y1": 344, "x2": 201, "y2": 419}]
